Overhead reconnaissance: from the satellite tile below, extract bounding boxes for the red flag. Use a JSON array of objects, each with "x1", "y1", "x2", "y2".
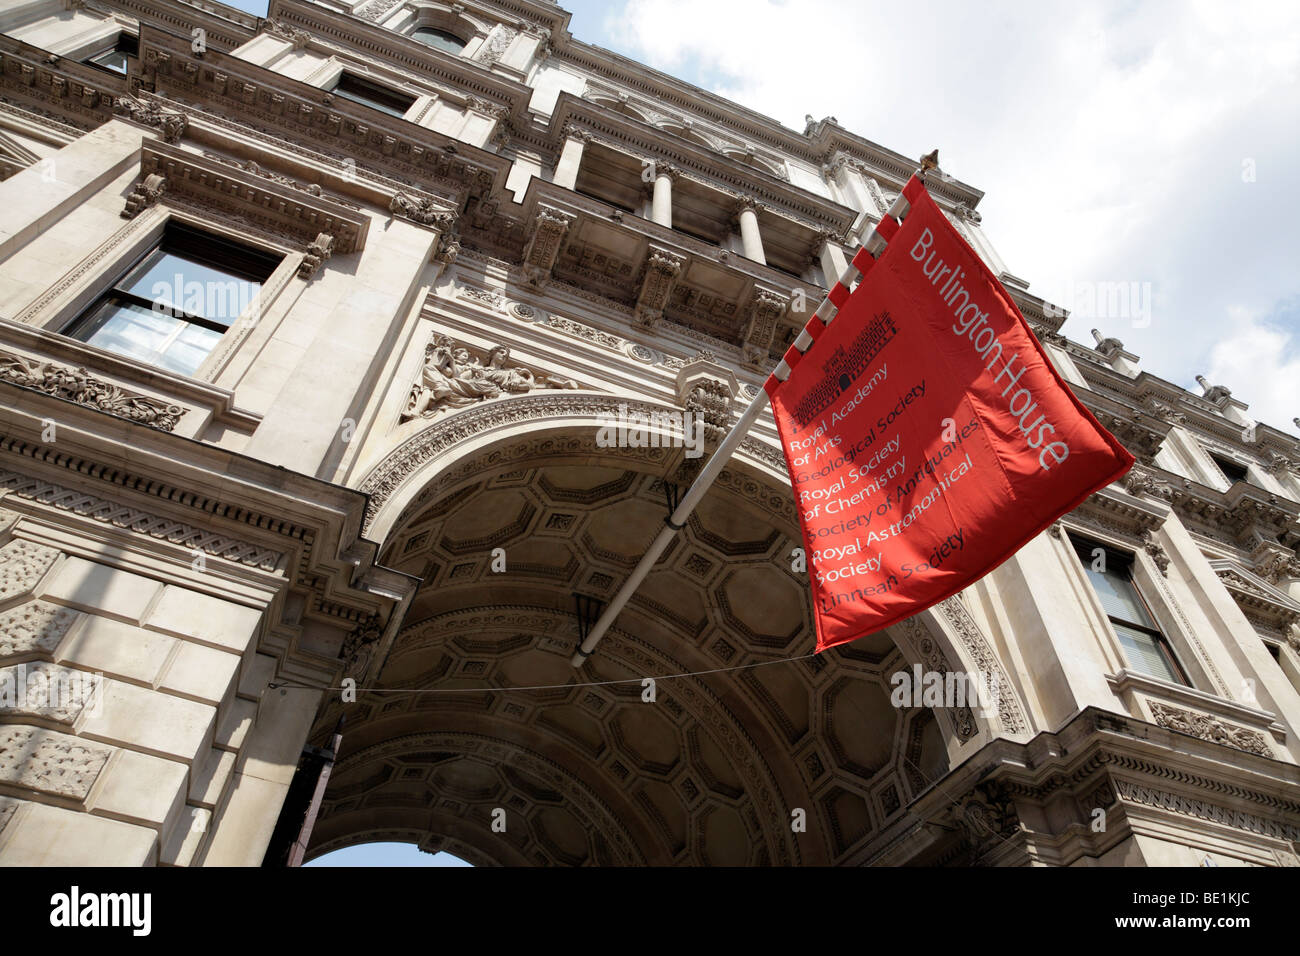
[{"x1": 768, "y1": 176, "x2": 1134, "y2": 653}]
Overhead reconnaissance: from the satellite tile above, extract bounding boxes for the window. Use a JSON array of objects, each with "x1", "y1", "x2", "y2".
[
  {"x1": 1210, "y1": 453, "x2": 1249, "y2": 486},
  {"x1": 84, "y1": 33, "x2": 138, "y2": 75},
  {"x1": 63, "y1": 224, "x2": 280, "y2": 377},
  {"x1": 411, "y1": 27, "x2": 466, "y2": 55},
  {"x1": 1070, "y1": 534, "x2": 1188, "y2": 684},
  {"x1": 331, "y1": 73, "x2": 415, "y2": 118}
]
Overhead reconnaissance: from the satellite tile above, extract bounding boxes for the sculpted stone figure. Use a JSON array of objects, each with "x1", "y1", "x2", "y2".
[{"x1": 404, "y1": 336, "x2": 578, "y2": 420}]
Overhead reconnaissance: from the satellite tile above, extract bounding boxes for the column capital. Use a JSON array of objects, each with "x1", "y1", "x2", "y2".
[
  {"x1": 654, "y1": 161, "x2": 683, "y2": 181},
  {"x1": 731, "y1": 194, "x2": 762, "y2": 223},
  {"x1": 560, "y1": 122, "x2": 592, "y2": 143}
]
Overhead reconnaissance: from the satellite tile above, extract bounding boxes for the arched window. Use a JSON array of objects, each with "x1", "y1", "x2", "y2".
[{"x1": 412, "y1": 27, "x2": 467, "y2": 55}]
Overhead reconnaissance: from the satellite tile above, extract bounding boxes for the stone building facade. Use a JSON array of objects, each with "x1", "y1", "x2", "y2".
[{"x1": 0, "y1": 0, "x2": 1296, "y2": 867}]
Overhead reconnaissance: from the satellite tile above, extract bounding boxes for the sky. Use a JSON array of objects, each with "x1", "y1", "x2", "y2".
[
  {"x1": 226, "y1": 0, "x2": 1298, "y2": 432},
  {"x1": 306, "y1": 842, "x2": 472, "y2": 866}
]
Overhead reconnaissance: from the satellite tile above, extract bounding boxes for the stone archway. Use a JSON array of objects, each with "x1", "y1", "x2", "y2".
[{"x1": 304, "y1": 397, "x2": 1030, "y2": 865}]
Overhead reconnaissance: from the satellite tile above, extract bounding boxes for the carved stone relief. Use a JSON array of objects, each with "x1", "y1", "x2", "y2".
[
  {"x1": 0, "y1": 725, "x2": 110, "y2": 800},
  {"x1": 0, "y1": 663, "x2": 100, "y2": 725},
  {"x1": 0, "y1": 350, "x2": 187, "y2": 432},
  {"x1": 0, "y1": 539, "x2": 60, "y2": 603},
  {"x1": 402, "y1": 334, "x2": 579, "y2": 421},
  {"x1": 1148, "y1": 701, "x2": 1271, "y2": 757},
  {"x1": 0, "y1": 601, "x2": 77, "y2": 660}
]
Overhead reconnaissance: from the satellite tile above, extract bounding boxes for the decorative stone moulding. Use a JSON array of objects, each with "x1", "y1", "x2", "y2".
[
  {"x1": 137, "y1": 29, "x2": 508, "y2": 199},
  {"x1": 0, "y1": 348, "x2": 186, "y2": 432},
  {"x1": 1210, "y1": 559, "x2": 1300, "y2": 635},
  {"x1": 0, "y1": 468, "x2": 283, "y2": 571},
  {"x1": 131, "y1": 141, "x2": 370, "y2": 257},
  {"x1": 112, "y1": 93, "x2": 187, "y2": 143},
  {"x1": 1147, "y1": 701, "x2": 1272, "y2": 758},
  {"x1": 741, "y1": 286, "x2": 789, "y2": 368}
]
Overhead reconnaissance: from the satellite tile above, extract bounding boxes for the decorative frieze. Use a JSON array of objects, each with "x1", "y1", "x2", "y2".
[
  {"x1": 0, "y1": 469, "x2": 283, "y2": 571},
  {"x1": 474, "y1": 26, "x2": 518, "y2": 66},
  {"x1": 1148, "y1": 701, "x2": 1272, "y2": 757},
  {"x1": 0, "y1": 663, "x2": 100, "y2": 725},
  {"x1": 262, "y1": 19, "x2": 313, "y2": 50},
  {"x1": 390, "y1": 192, "x2": 457, "y2": 228},
  {"x1": 0, "y1": 349, "x2": 186, "y2": 431},
  {"x1": 112, "y1": 93, "x2": 186, "y2": 143}
]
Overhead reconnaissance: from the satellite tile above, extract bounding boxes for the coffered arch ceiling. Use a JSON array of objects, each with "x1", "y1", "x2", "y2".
[{"x1": 311, "y1": 421, "x2": 1019, "y2": 865}]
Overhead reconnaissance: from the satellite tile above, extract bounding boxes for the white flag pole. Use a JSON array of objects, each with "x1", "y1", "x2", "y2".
[{"x1": 570, "y1": 165, "x2": 930, "y2": 667}]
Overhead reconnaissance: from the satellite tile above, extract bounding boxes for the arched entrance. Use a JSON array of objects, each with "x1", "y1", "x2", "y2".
[{"x1": 304, "y1": 396, "x2": 1027, "y2": 865}]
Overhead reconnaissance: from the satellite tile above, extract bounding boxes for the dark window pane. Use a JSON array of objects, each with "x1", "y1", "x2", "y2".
[
  {"x1": 412, "y1": 27, "x2": 466, "y2": 54},
  {"x1": 89, "y1": 49, "x2": 128, "y2": 73},
  {"x1": 333, "y1": 73, "x2": 414, "y2": 118},
  {"x1": 1212, "y1": 454, "x2": 1249, "y2": 484},
  {"x1": 85, "y1": 33, "x2": 137, "y2": 74}
]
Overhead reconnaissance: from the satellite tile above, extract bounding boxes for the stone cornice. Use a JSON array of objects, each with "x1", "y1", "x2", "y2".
[
  {"x1": 0, "y1": 35, "x2": 125, "y2": 134},
  {"x1": 520, "y1": 180, "x2": 823, "y2": 304},
  {"x1": 109, "y1": 0, "x2": 257, "y2": 51},
  {"x1": 265, "y1": 0, "x2": 533, "y2": 120},
  {"x1": 0, "y1": 403, "x2": 415, "y2": 638},
  {"x1": 863, "y1": 705, "x2": 1300, "y2": 866},
  {"x1": 1209, "y1": 559, "x2": 1300, "y2": 635},
  {"x1": 552, "y1": 94, "x2": 857, "y2": 235},
  {"x1": 547, "y1": 36, "x2": 984, "y2": 209},
  {"x1": 135, "y1": 24, "x2": 512, "y2": 202},
  {"x1": 1163, "y1": 472, "x2": 1300, "y2": 546},
  {"x1": 1077, "y1": 356, "x2": 1300, "y2": 458},
  {"x1": 135, "y1": 139, "x2": 371, "y2": 253}
]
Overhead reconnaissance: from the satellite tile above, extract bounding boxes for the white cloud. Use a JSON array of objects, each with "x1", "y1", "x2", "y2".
[
  {"x1": 597, "y1": 0, "x2": 1300, "y2": 431},
  {"x1": 1207, "y1": 305, "x2": 1300, "y2": 432}
]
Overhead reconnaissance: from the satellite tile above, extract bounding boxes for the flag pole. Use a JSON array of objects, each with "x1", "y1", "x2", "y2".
[{"x1": 570, "y1": 161, "x2": 933, "y2": 667}]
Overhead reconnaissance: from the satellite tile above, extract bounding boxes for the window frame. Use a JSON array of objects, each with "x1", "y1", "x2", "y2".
[
  {"x1": 410, "y1": 26, "x2": 468, "y2": 55},
  {"x1": 61, "y1": 222, "x2": 282, "y2": 379},
  {"x1": 83, "y1": 32, "x2": 138, "y2": 75},
  {"x1": 1068, "y1": 532, "x2": 1191, "y2": 685},
  {"x1": 1209, "y1": 451, "x2": 1250, "y2": 487},
  {"x1": 330, "y1": 71, "x2": 417, "y2": 119}
]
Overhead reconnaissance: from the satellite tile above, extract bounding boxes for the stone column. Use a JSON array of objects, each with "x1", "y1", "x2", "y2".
[
  {"x1": 735, "y1": 197, "x2": 765, "y2": 265},
  {"x1": 553, "y1": 126, "x2": 588, "y2": 191},
  {"x1": 818, "y1": 235, "x2": 849, "y2": 287},
  {"x1": 651, "y1": 163, "x2": 677, "y2": 228}
]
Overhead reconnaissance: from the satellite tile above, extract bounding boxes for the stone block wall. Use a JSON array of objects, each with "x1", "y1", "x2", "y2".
[{"x1": 0, "y1": 505, "x2": 290, "y2": 865}]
